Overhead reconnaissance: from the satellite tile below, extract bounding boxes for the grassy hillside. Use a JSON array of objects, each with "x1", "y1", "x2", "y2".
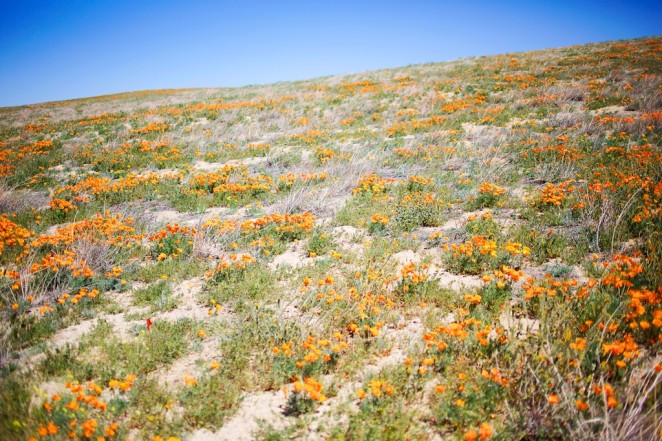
[{"x1": 1, "y1": 36, "x2": 661, "y2": 441}]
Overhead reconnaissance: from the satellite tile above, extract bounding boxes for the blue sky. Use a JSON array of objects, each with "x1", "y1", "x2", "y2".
[{"x1": 0, "y1": 0, "x2": 660, "y2": 107}]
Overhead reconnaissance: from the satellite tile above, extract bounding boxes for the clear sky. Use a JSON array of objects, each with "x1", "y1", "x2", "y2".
[{"x1": 1, "y1": 0, "x2": 660, "y2": 107}]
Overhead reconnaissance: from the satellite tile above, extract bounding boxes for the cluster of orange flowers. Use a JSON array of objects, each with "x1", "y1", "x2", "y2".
[
  {"x1": 394, "y1": 109, "x2": 419, "y2": 118},
  {"x1": 536, "y1": 181, "x2": 575, "y2": 207},
  {"x1": 440, "y1": 95, "x2": 487, "y2": 113},
  {"x1": 277, "y1": 172, "x2": 327, "y2": 189},
  {"x1": 29, "y1": 375, "x2": 136, "y2": 440},
  {"x1": 273, "y1": 333, "x2": 349, "y2": 369},
  {"x1": 600, "y1": 254, "x2": 661, "y2": 339},
  {"x1": 1, "y1": 267, "x2": 21, "y2": 292},
  {"x1": 245, "y1": 142, "x2": 271, "y2": 154},
  {"x1": 1, "y1": 212, "x2": 144, "y2": 304},
  {"x1": 340, "y1": 80, "x2": 380, "y2": 94},
  {"x1": 0, "y1": 142, "x2": 15, "y2": 177},
  {"x1": 399, "y1": 262, "x2": 430, "y2": 293},
  {"x1": 78, "y1": 112, "x2": 126, "y2": 127},
  {"x1": 149, "y1": 224, "x2": 198, "y2": 243},
  {"x1": 149, "y1": 224, "x2": 199, "y2": 260},
  {"x1": 106, "y1": 171, "x2": 180, "y2": 193},
  {"x1": 386, "y1": 115, "x2": 447, "y2": 136},
  {"x1": 292, "y1": 128, "x2": 326, "y2": 146},
  {"x1": 423, "y1": 315, "x2": 506, "y2": 359},
  {"x1": 340, "y1": 116, "x2": 357, "y2": 126},
  {"x1": 291, "y1": 377, "x2": 327, "y2": 403},
  {"x1": 32, "y1": 212, "x2": 143, "y2": 249},
  {"x1": 300, "y1": 273, "x2": 394, "y2": 336},
  {"x1": 212, "y1": 175, "x2": 273, "y2": 198},
  {"x1": 204, "y1": 253, "x2": 256, "y2": 279},
  {"x1": 74, "y1": 139, "x2": 184, "y2": 174},
  {"x1": 601, "y1": 333, "x2": 640, "y2": 367},
  {"x1": 601, "y1": 253, "x2": 643, "y2": 288},
  {"x1": 445, "y1": 235, "x2": 498, "y2": 259},
  {"x1": 580, "y1": 144, "x2": 662, "y2": 225},
  {"x1": 371, "y1": 213, "x2": 390, "y2": 226},
  {"x1": 313, "y1": 146, "x2": 345, "y2": 164},
  {"x1": 529, "y1": 144, "x2": 583, "y2": 162},
  {"x1": 356, "y1": 379, "x2": 395, "y2": 400},
  {"x1": 477, "y1": 182, "x2": 506, "y2": 197},
  {"x1": 407, "y1": 175, "x2": 435, "y2": 189},
  {"x1": 464, "y1": 422, "x2": 494, "y2": 440},
  {"x1": 49, "y1": 198, "x2": 77, "y2": 214},
  {"x1": 353, "y1": 173, "x2": 396, "y2": 195},
  {"x1": 0, "y1": 214, "x2": 33, "y2": 259},
  {"x1": 182, "y1": 98, "x2": 276, "y2": 115},
  {"x1": 400, "y1": 191, "x2": 445, "y2": 210},
  {"x1": 190, "y1": 165, "x2": 245, "y2": 192},
  {"x1": 501, "y1": 73, "x2": 539, "y2": 89},
  {"x1": 480, "y1": 367, "x2": 509, "y2": 387},
  {"x1": 15, "y1": 139, "x2": 54, "y2": 161},
  {"x1": 482, "y1": 265, "x2": 523, "y2": 290},
  {"x1": 502, "y1": 242, "x2": 530, "y2": 256},
  {"x1": 188, "y1": 165, "x2": 274, "y2": 200},
  {"x1": 352, "y1": 291, "x2": 393, "y2": 336},
  {"x1": 231, "y1": 212, "x2": 316, "y2": 238},
  {"x1": 54, "y1": 175, "x2": 110, "y2": 197},
  {"x1": 55, "y1": 287, "x2": 101, "y2": 305},
  {"x1": 522, "y1": 275, "x2": 584, "y2": 301},
  {"x1": 30, "y1": 250, "x2": 95, "y2": 279},
  {"x1": 130, "y1": 121, "x2": 169, "y2": 134}
]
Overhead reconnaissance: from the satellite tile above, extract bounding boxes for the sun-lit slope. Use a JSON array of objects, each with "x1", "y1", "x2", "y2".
[{"x1": 1, "y1": 36, "x2": 661, "y2": 441}]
